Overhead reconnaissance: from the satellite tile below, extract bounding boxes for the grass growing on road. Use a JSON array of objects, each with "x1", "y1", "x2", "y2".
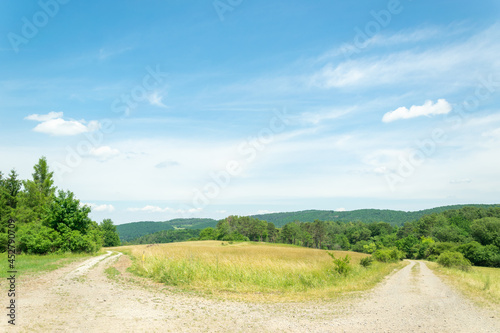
[
  {"x1": 105, "y1": 266, "x2": 121, "y2": 280},
  {"x1": 0, "y1": 252, "x2": 94, "y2": 279},
  {"x1": 119, "y1": 241, "x2": 401, "y2": 301},
  {"x1": 426, "y1": 261, "x2": 500, "y2": 312}
]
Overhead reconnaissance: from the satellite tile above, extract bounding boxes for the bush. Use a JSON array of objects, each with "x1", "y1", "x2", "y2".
[
  {"x1": 424, "y1": 242, "x2": 458, "y2": 259},
  {"x1": 360, "y1": 256, "x2": 373, "y2": 268},
  {"x1": 17, "y1": 224, "x2": 62, "y2": 254},
  {"x1": 327, "y1": 252, "x2": 351, "y2": 275},
  {"x1": 372, "y1": 247, "x2": 405, "y2": 262},
  {"x1": 437, "y1": 251, "x2": 471, "y2": 271}
]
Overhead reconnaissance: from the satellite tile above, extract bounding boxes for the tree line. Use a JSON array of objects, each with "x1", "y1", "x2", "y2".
[
  {"x1": 196, "y1": 207, "x2": 500, "y2": 267},
  {"x1": 0, "y1": 157, "x2": 120, "y2": 254}
]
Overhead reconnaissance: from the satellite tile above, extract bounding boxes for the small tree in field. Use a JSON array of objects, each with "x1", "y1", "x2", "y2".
[{"x1": 327, "y1": 252, "x2": 351, "y2": 275}]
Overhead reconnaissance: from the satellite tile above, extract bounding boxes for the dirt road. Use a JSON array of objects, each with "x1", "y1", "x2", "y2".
[{"x1": 2, "y1": 254, "x2": 499, "y2": 332}]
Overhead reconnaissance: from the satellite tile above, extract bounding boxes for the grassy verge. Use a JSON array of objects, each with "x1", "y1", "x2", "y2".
[
  {"x1": 426, "y1": 261, "x2": 500, "y2": 314},
  {"x1": 118, "y1": 241, "x2": 402, "y2": 302},
  {"x1": 0, "y1": 252, "x2": 95, "y2": 279}
]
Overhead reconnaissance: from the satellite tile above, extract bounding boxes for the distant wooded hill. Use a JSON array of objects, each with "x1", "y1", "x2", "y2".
[
  {"x1": 117, "y1": 218, "x2": 217, "y2": 242},
  {"x1": 117, "y1": 204, "x2": 498, "y2": 242},
  {"x1": 252, "y1": 204, "x2": 499, "y2": 227}
]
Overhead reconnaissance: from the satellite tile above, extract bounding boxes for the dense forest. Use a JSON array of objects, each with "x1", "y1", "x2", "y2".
[
  {"x1": 127, "y1": 229, "x2": 200, "y2": 245},
  {"x1": 117, "y1": 218, "x2": 216, "y2": 242},
  {"x1": 117, "y1": 205, "x2": 498, "y2": 243},
  {"x1": 189, "y1": 206, "x2": 500, "y2": 267},
  {"x1": 0, "y1": 157, "x2": 120, "y2": 254},
  {"x1": 252, "y1": 205, "x2": 499, "y2": 227}
]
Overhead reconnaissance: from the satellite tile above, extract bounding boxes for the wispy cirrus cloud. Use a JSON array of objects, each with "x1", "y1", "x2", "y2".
[{"x1": 310, "y1": 23, "x2": 500, "y2": 90}]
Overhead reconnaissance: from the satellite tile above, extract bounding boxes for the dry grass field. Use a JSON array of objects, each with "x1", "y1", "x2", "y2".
[{"x1": 116, "y1": 241, "x2": 402, "y2": 301}]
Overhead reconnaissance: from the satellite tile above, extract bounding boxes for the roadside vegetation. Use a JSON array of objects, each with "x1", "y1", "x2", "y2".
[
  {"x1": 120, "y1": 241, "x2": 402, "y2": 301},
  {"x1": 0, "y1": 157, "x2": 121, "y2": 255},
  {"x1": 426, "y1": 261, "x2": 500, "y2": 314},
  {"x1": 0, "y1": 251, "x2": 94, "y2": 278}
]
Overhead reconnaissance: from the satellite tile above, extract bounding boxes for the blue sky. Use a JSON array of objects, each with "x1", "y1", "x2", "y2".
[{"x1": 1, "y1": 0, "x2": 500, "y2": 224}]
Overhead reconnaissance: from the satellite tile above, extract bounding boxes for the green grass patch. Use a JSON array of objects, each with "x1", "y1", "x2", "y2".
[
  {"x1": 0, "y1": 252, "x2": 93, "y2": 278},
  {"x1": 104, "y1": 266, "x2": 121, "y2": 279}
]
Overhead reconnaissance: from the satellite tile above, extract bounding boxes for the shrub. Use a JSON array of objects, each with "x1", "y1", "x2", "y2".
[
  {"x1": 372, "y1": 247, "x2": 405, "y2": 262},
  {"x1": 437, "y1": 251, "x2": 471, "y2": 271},
  {"x1": 17, "y1": 224, "x2": 62, "y2": 254},
  {"x1": 424, "y1": 242, "x2": 458, "y2": 259},
  {"x1": 360, "y1": 256, "x2": 373, "y2": 268},
  {"x1": 327, "y1": 252, "x2": 351, "y2": 275}
]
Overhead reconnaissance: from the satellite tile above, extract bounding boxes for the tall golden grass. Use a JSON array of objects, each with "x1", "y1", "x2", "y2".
[{"x1": 118, "y1": 241, "x2": 400, "y2": 301}]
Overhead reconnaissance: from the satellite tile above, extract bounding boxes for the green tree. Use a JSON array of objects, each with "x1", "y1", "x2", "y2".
[
  {"x1": 32, "y1": 156, "x2": 55, "y2": 198},
  {"x1": 199, "y1": 227, "x2": 216, "y2": 240},
  {"x1": 43, "y1": 190, "x2": 93, "y2": 234},
  {"x1": 100, "y1": 219, "x2": 121, "y2": 247},
  {"x1": 16, "y1": 157, "x2": 57, "y2": 225},
  {"x1": 471, "y1": 217, "x2": 500, "y2": 247},
  {"x1": 312, "y1": 220, "x2": 327, "y2": 248},
  {"x1": 3, "y1": 169, "x2": 22, "y2": 209}
]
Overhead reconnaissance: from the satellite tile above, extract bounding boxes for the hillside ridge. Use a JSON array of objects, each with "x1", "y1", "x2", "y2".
[{"x1": 117, "y1": 204, "x2": 498, "y2": 241}]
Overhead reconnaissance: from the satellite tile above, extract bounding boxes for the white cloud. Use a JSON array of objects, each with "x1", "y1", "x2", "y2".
[
  {"x1": 24, "y1": 111, "x2": 63, "y2": 122},
  {"x1": 83, "y1": 203, "x2": 115, "y2": 212},
  {"x1": 127, "y1": 205, "x2": 202, "y2": 214},
  {"x1": 147, "y1": 91, "x2": 167, "y2": 108},
  {"x1": 256, "y1": 210, "x2": 276, "y2": 215},
  {"x1": 155, "y1": 160, "x2": 179, "y2": 168},
  {"x1": 450, "y1": 179, "x2": 472, "y2": 184},
  {"x1": 334, "y1": 208, "x2": 347, "y2": 212},
  {"x1": 90, "y1": 146, "x2": 120, "y2": 160},
  {"x1": 127, "y1": 205, "x2": 168, "y2": 213},
  {"x1": 25, "y1": 112, "x2": 101, "y2": 136},
  {"x1": 382, "y1": 99, "x2": 452, "y2": 123}
]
